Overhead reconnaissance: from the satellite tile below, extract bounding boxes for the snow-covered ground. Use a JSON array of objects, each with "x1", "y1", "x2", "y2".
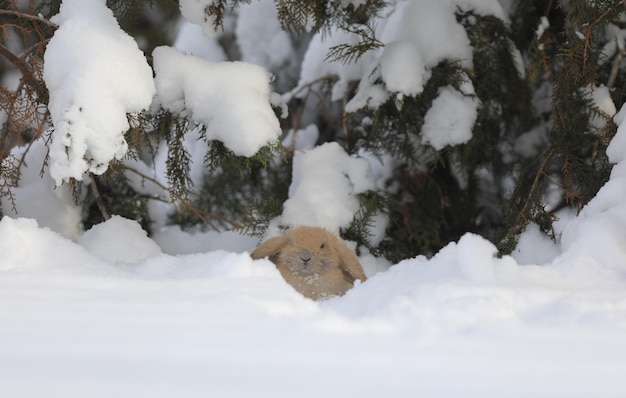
[{"x1": 2, "y1": 206, "x2": 626, "y2": 397}]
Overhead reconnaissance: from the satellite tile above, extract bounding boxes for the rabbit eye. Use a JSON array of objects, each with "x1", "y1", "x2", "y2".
[{"x1": 320, "y1": 243, "x2": 325, "y2": 249}]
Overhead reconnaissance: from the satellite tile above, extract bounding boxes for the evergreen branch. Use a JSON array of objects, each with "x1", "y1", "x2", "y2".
[
  {"x1": 518, "y1": 146, "x2": 553, "y2": 223},
  {"x1": 0, "y1": 9, "x2": 58, "y2": 28},
  {"x1": 582, "y1": 1, "x2": 623, "y2": 71},
  {"x1": 122, "y1": 165, "x2": 170, "y2": 195},
  {"x1": 89, "y1": 174, "x2": 111, "y2": 221},
  {"x1": 324, "y1": 24, "x2": 383, "y2": 64},
  {"x1": 607, "y1": 46, "x2": 626, "y2": 89},
  {"x1": 0, "y1": 43, "x2": 48, "y2": 103},
  {"x1": 178, "y1": 201, "x2": 239, "y2": 231}
]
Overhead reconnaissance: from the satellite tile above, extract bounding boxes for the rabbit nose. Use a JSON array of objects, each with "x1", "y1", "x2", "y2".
[{"x1": 299, "y1": 250, "x2": 312, "y2": 264}]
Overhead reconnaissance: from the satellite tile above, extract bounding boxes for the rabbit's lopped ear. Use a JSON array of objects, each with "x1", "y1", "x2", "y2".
[
  {"x1": 251, "y1": 235, "x2": 289, "y2": 261},
  {"x1": 334, "y1": 238, "x2": 367, "y2": 283}
]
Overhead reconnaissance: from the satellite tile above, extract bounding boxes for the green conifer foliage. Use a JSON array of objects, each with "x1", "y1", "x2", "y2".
[
  {"x1": 1, "y1": 0, "x2": 626, "y2": 263},
  {"x1": 496, "y1": 0, "x2": 622, "y2": 253}
]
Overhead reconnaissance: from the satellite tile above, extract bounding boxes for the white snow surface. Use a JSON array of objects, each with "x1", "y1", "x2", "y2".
[
  {"x1": 43, "y1": 0, "x2": 156, "y2": 185},
  {"x1": 3, "y1": 210, "x2": 626, "y2": 396},
  {"x1": 152, "y1": 46, "x2": 281, "y2": 157}
]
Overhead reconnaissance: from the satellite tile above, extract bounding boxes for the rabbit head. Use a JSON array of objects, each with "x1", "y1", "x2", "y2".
[{"x1": 250, "y1": 226, "x2": 367, "y2": 300}]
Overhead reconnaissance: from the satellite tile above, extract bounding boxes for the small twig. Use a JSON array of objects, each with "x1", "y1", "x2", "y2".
[
  {"x1": 0, "y1": 43, "x2": 47, "y2": 100},
  {"x1": 123, "y1": 164, "x2": 169, "y2": 192},
  {"x1": 178, "y1": 202, "x2": 240, "y2": 232},
  {"x1": 121, "y1": 166, "x2": 240, "y2": 231},
  {"x1": 89, "y1": 174, "x2": 111, "y2": 221},
  {"x1": 0, "y1": 9, "x2": 58, "y2": 29},
  {"x1": 583, "y1": 1, "x2": 623, "y2": 71},
  {"x1": 608, "y1": 47, "x2": 626, "y2": 89},
  {"x1": 288, "y1": 75, "x2": 339, "y2": 100},
  {"x1": 518, "y1": 146, "x2": 554, "y2": 223}
]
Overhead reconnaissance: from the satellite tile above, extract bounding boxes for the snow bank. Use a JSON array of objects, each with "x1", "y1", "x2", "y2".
[
  {"x1": 152, "y1": 46, "x2": 281, "y2": 157},
  {"x1": 43, "y1": 0, "x2": 156, "y2": 185},
  {"x1": 0, "y1": 217, "x2": 112, "y2": 274},
  {"x1": 78, "y1": 215, "x2": 162, "y2": 264},
  {"x1": 3, "y1": 215, "x2": 626, "y2": 396}
]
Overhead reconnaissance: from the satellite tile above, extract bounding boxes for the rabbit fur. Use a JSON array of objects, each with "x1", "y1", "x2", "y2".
[{"x1": 251, "y1": 226, "x2": 367, "y2": 300}]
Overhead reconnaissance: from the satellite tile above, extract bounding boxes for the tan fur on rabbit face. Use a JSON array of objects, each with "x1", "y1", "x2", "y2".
[{"x1": 250, "y1": 226, "x2": 367, "y2": 300}]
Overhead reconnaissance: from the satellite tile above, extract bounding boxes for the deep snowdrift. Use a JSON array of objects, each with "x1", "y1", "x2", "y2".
[{"x1": 2, "y1": 213, "x2": 626, "y2": 397}]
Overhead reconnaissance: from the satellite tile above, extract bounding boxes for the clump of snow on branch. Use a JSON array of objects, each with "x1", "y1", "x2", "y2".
[
  {"x1": 379, "y1": 40, "x2": 428, "y2": 97},
  {"x1": 282, "y1": 124, "x2": 319, "y2": 152},
  {"x1": 275, "y1": 142, "x2": 376, "y2": 234},
  {"x1": 174, "y1": 20, "x2": 226, "y2": 62},
  {"x1": 178, "y1": 0, "x2": 218, "y2": 37},
  {"x1": 236, "y1": 0, "x2": 293, "y2": 70},
  {"x1": 421, "y1": 85, "x2": 479, "y2": 150},
  {"x1": 299, "y1": 0, "x2": 505, "y2": 144},
  {"x1": 586, "y1": 84, "x2": 617, "y2": 131},
  {"x1": 152, "y1": 46, "x2": 281, "y2": 157},
  {"x1": 43, "y1": 0, "x2": 156, "y2": 185}
]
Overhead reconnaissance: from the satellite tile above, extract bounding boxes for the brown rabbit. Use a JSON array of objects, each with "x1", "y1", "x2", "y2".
[{"x1": 251, "y1": 226, "x2": 367, "y2": 300}]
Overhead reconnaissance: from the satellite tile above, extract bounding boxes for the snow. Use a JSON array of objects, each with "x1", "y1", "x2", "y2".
[
  {"x1": 236, "y1": 0, "x2": 293, "y2": 70},
  {"x1": 344, "y1": 0, "x2": 504, "y2": 115},
  {"x1": 536, "y1": 15, "x2": 550, "y2": 39},
  {"x1": 43, "y1": 0, "x2": 156, "y2": 185},
  {"x1": 4, "y1": 212, "x2": 626, "y2": 396},
  {"x1": 421, "y1": 86, "x2": 479, "y2": 150},
  {"x1": 380, "y1": 40, "x2": 427, "y2": 97},
  {"x1": 295, "y1": 27, "x2": 377, "y2": 102},
  {"x1": 379, "y1": 0, "x2": 474, "y2": 70},
  {"x1": 276, "y1": 142, "x2": 376, "y2": 234},
  {"x1": 587, "y1": 84, "x2": 617, "y2": 131},
  {"x1": 0, "y1": 140, "x2": 82, "y2": 239},
  {"x1": 78, "y1": 215, "x2": 162, "y2": 264},
  {"x1": 178, "y1": 0, "x2": 218, "y2": 37},
  {"x1": 609, "y1": 103, "x2": 626, "y2": 163},
  {"x1": 173, "y1": 20, "x2": 226, "y2": 61},
  {"x1": 152, "y1": 45, "x2": 281, "y2": 157},
  {"x1": 282, "y1": 123, "x2": 320, "y2": 151}
]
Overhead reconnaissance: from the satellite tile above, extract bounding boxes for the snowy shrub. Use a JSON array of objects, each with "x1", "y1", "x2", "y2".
[{"x1": 0, "y1": 0, "x2": 624, "y2": 263}]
